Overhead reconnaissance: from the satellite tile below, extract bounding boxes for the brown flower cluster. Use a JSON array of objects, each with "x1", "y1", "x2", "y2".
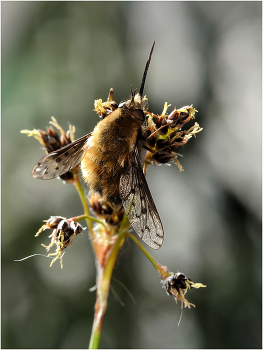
[
  {"x1": 163, "y1": 272, "x2": 206, "y2": 308},
  {"x1": 94, "y1": 88, "x2": 118, "y2": 119},
  {"x1": 144, "y1": 103, "x2": 202, "y2": 171},
  {"x1": 89, "y1": 192, "x2": 125, "y2": 227},
  {"x1": 21, "y1": 117, "x2": 76, "y2": 182},
  {"x1": 35, "y1": 216, "x2": 84, "y2": 268}
]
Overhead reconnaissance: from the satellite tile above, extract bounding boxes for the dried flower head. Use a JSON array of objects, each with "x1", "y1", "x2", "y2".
[
  {"x1": 89, "y1": 192, "x2": 125, "y2": 227},
  {"x1": 163, "y1": 272, "x2": 206, "y2": 308},
  {"x1": 94, "y1": 88, "x2": 119, "y2": 119},
  {"x1": 21, "y1": 117, "x2": 76, "y2": 182},
  {"x1": 144, "y1": 104, "x2": 202, "y2": 171},
  {"x1": 35, "y1": 216, "x2": 84, "y2": 268}
]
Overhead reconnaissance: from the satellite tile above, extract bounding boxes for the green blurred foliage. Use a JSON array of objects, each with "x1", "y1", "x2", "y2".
[{"x1": 2, "y1": 1, "x2": 261, "y2": 348}]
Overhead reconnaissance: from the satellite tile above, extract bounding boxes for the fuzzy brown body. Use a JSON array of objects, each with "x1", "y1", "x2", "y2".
[
  {"x1": 81, "y1": 107, "x2": 143, "y2": 206},
  {"x1": 31, "y1": 42, "x2": 165, "y2": 249}
]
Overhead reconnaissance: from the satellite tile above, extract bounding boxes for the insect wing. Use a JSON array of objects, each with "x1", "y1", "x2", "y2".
[
  {"x1": 119, "y1": 150, "x2": 164, "y2": 249},
  {"x1": 32, "y1": 133, "x2": 92, "y2": 179}
]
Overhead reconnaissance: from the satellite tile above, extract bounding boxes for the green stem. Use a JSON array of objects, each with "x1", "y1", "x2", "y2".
[
  {"x1": 73, "y1": 214, "x2": 106, "y2": 228},
  {"x1": 127, "y1": 233, "x2": 170, "y2": 279},
  {"x1": 74, "y1": 174, "x2": 94, "y2": 237},
  {"x1": 127, "y1": 232, "x2": 158, "y2": 268},
  {"x1": 89, "y1": 216, "x2": 130, "y2": 349}
]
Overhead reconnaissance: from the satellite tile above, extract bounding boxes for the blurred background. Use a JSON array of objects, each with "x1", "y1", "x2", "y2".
[{"x1": 2, "y1": 1, "x2": 261, "y2": 348}]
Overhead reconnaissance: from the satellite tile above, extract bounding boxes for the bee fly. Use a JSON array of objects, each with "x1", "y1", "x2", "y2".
[{"x1": 32, "y1": 41, "x2": 164, "y2": 250}]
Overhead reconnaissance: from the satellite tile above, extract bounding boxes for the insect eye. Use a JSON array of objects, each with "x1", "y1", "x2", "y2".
[
  {"x1": 118, "y1": 102, "x2": 126, "y2": 108},
  {"x1": 131, "y1": 109, "x2": 145, "y2": 121}
]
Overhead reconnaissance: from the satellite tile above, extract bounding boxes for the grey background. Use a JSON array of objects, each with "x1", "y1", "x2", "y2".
[{"x1": 2, "y1": 1, "x2": 261, "y2": 348}]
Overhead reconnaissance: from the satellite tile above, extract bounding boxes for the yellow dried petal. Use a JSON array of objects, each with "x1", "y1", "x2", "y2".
[
  {"x1": 49, "y1": 116, "x2": 66, "y2": 137},
  {"x1": 20, "y1": 129, "x2": 45, "y2": 147},
  {"x1": 161, "y1": 102, "x2": 171, "y2": 116}
]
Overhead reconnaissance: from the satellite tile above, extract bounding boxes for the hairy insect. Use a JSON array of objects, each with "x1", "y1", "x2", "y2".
[{"x1": 32, "y1": 42, "x2": 164, "y2": 250}]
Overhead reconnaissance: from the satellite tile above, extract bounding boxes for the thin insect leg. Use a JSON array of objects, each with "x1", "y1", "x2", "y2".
[
  {"x1": 146, "y1": 123, "x2": 170, "y2": 140},
  {"x1": 141, "y1": 143, "x2": 155, "y2": 154}
]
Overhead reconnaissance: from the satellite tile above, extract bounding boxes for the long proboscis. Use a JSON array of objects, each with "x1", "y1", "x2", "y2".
[{"x1": 139, "y1": 41, "x2": 155, "y2": 97}]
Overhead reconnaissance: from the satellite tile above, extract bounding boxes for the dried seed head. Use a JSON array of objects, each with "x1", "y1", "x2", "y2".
[
  {"x1": 164, "y1": 272, "x2": 190, "y2": 294},
  {"x1": 43, "y1": 117, "x2": 74, "y2": 151},
  {"x1": 94, "y1": 89, "x2": 119, "y2": 119},
  {"x1": 39, "y1": 127, "x2": 61, "y2": 152},
  {"x1": 60, "y1": 130, "x2": 72, "y2": 148},
  {"x1": 89, "y1": 192, "x2": 125, "y2": 227},
  {"x1": 21, "y1": 117, "x2": 77, "y2": 183},
  {"x1": 162, "y1": 272, "x2": 206, "y2": 308},
  {"x1": 144, "y1": 104, "x2": 202, "y2": 171},
  {"x1": 35, "y1": 216, "x2": 84, "y2": 268}
]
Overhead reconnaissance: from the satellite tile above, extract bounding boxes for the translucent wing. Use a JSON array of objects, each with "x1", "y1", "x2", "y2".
[
  {"x1": 119, "y1": 150, "x2": 164, "y2": 249},
  {"x1": 32, "y1": 133, "x2": 92, "y2": 179}
]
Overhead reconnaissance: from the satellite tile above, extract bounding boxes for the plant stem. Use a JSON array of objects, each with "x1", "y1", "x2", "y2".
[
  {"x1": 127, "y1": 232, "x2": 158, "y2": 268},
  {"x1": 73, "y1": 168, "x2": 132, "y2": 348},
  {"x1": 74, "y1": 172, "x2": 94, "y2": 236},
  {"x1": 89, "y1": 216, "x2": 130, "y2": 349},
  {"x1": 127, "y1": 233, "x2": 170, "y2": 280},
  {"x1": 73, "y1": 214, "x2": 106, "y2": 228}
]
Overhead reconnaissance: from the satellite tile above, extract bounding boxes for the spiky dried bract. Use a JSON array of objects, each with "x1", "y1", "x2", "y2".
[
  {"x1": 163, "y1": 272, "x2": 206, "y2": 308},
  {"x1": 94, "y1": 88, "x2": 119, "y2": 119},
  {"x1": 36, "y1": 216, "x2": 84, "y2": 268},
  {"x1": 21, "y1": 117, "x2": 77, "y2": 182},
  {"x1": 125, "y1": 92, "x2": 148, "y2": 112},
  {"x1": 89, "y1": 192, "x2": 125, "y2": 227},
  {"x1": 144, "y1": 104, "x2": 202, "y2": 170}
]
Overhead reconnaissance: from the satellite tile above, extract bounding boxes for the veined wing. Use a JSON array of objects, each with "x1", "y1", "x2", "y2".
[
  {"x1": 119, "y1": 149, "x2": 164, "y2": 249},
  {"x1": 32, "y1": 133, "x2": 92, "y2": 179}
]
